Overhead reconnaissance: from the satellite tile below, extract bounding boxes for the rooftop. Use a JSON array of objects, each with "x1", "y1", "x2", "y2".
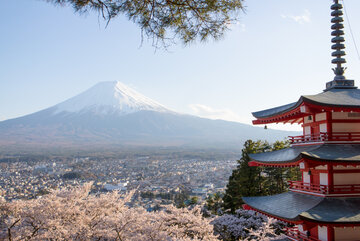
[
  {"x1": 243, "y1": 191, "x2": 360, "y2": 224},
  {"x1": 252, "y1": 88, "x2": 360, "y2": 124},
  {"x1": 249, "y1": 144, "x2": 360, "y2": 166}
]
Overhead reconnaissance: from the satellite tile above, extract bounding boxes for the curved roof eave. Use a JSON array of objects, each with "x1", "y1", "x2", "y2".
[
  {"x1": 249, "y1": 144, "x2": 360, "y2": 165},
  {"x1": 248, "y1": 145, "x2": 319, "y2": 165},
  {"x1": 243, "y1": 192, "x2": 323, "y2": 221},
  {"x1": 252, "y1": 89, "x2": 360, "y2": 120},
  {"x1": 251, "y1": 101, "x2": 301, "y2": 119},
  {"x1": 301, "y1": 197, "x2": 360, "y2": 223},
  {"x1": 243, "y1": 192, "x2": 360, "y2": 223}
]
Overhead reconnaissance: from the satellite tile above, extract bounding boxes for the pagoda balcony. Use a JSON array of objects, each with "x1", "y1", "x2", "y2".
[
  {"x1": 285, "y1": 227, "x2": 320, "y2": 241},
  {"x1": 289, "y1": 132, "x2": 360, "y2": 144},
  {"x1": 288, "y1": 181, "x2": 360, "y2": 195}
]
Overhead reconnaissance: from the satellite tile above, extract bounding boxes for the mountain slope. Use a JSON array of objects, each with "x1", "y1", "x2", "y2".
[
  {"x1": 0, "y1": 81, "x2": 297, "y2": 150},
  {"x1": 54, "y1": 81, "x2": 170, "y2": 115}
]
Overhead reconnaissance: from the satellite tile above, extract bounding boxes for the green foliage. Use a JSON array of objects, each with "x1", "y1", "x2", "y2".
[
  {"x1": 223, "y1": 140, "x2": 300, "y2": 213},
  {"x1": 223, "y1": 140, "x2": 269, "y2": 213},
  {"x1": 190, "y1": 196, "x2": 199, "y2": 205},
  {"x1": 174, "y1": 187, "x2": 190, "y2": 208},
  {"x1": 140, "y1": 191, "x2": 156, "y2": 199},
  {"x1": 46, "y1": 0, "x2": 245, "y2": 48},
  {"x1": 205, "y1": 192, "x2": 223, "y2": 215},
  {"x1": 62, "y1": 171, "x2": 83, "y2": 179}
]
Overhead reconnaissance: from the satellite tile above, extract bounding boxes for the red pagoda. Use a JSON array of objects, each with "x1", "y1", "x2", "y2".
[{"x1": 242, "y1": 1, "x2": 360, "y2": 240}]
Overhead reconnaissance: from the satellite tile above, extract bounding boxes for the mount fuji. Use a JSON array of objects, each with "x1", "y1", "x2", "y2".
[
  {"x1": 0, "y1": 81, "x2": 295, "y2": 151},
  {"x1": 53, "y1": 81, "x2": 171, "y2": 116}
]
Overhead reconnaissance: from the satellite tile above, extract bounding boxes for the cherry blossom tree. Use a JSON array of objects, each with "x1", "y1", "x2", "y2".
[
  {"x1": 0, "y1": 183, "x2": 286, "y2": 240},
  {"x1": 211, "y1": 209, "x2": 287, "y2": 240},
  {"x1": 0, "y1": 183, "x2": 217, "y2": 240}
]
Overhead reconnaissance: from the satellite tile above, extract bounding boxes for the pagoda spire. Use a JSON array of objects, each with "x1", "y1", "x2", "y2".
[
  {"x1": 331, "y1": 0, "x2": 346, "y2": 79},
  {"x1": 325, "y1": 0, "x2": 356, "y2": 90}
]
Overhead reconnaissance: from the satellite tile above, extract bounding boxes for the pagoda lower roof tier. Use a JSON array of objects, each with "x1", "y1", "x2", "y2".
[
  {"x1": 243, "y1": 192, "x2": 360, "y2": 224},
  {"x1": 249, "y1": 144, "x2": 360, "y2": 166},
  {"x1": 252, "y1": 88, "x2": 360, "y2": 124}
]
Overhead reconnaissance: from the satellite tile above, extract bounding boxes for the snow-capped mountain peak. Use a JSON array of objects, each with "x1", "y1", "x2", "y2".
[
  {"x1": 54, "y1": 81, "x2": 170, "y2": 115},
  {"x1": 0, "y1": 81, "x2": 296, "y2": 150}
]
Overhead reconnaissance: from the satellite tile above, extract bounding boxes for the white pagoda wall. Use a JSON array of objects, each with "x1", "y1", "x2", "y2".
[
  {"x1": 303, "y1": 171, "x2": 310, "y2": 184},
  {"x1": 315, "y1": 113, "x2": 327, "y2": 121},
  {"x1": 302, "y1": 112, "x2": 360, "y2": 135},
  {"x1": 315, "y1": 165, "x2": 327, "y2": 170},
  {"x1": 334, "y1": 165, "x2": 360, "y2": 170},
  {"x1": 335, "y1": 227, "x2": 360, "y2": 240},
  {"x1": 333, "y1": 173, "x2": 360, "y2": 185},
  {"x1": 332, "y1": 112, "x2": 360, "y2": 119},
  {"x1": 332, "y1": 112, "x2": 360, "y2": 133},
  {"x1": 297, "y1": 224, "x2": 306, "y2": 234},
  {"x1": 318, "y1": 226, "x2": 328, "y2": 241},
  {"x1": 332, "y1": 123, "x2": 360, "y2": 132},
  {"x1": 304, "y1": 116, "x2": 314, "y2": 124},
  {"x1": 319, "y1": 123, "x2": 327, "y2": 133},
  {"x1": 319, "y1": 173, "x2": 328, "y2": 185}
]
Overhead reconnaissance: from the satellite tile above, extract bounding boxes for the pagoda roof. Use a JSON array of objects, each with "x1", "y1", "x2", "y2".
[
  {"x1": 249, "y1": 144, "x2": 360, "y2": 166},
  {"x1": 301, "y1": 197, "x2": 360, "y2": 223},
  {"x1": 243, "y1": 192, "x2": 360, "y2": 223},
  {"x1": 253, "y1": 102, "x2": 298, "y2": 119},
  {"x1": 252, "y1": 88, "x2": 360, "y2": 122},
  {"x1": 243, "y1": 192, "x2": 322, "y2": 221}
]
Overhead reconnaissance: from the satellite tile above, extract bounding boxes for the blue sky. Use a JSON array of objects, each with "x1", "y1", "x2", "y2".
[{"x1": 1, "y1": 0, "x2": 360, "y2": 130}]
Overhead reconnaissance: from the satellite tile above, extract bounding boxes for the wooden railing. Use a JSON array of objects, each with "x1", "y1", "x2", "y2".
[
  {"x1": 285, "y1": 227, "x2": 320, "y2": 241},
  {"x1": 288, "y1": 181, "x2": 360, "y2": 195},
  {"x1": 331, "y1": 132, "x2": 360, "y2": 141},
  {"x1": 288, "y1": 181, "x2": 327, "y2": 194},
  {"x1": 289, "y1": 132, "x2": 360, "y2": 144},
  {"x1": 331, "y1": 184, "x2": 360, "y2": 194},
  {"x1": 289, "y1": 133, "x2": 327, "y2": 144}
]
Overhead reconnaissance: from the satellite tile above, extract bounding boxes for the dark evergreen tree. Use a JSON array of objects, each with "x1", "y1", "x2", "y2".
[
  {"x1": 205, "y1": 192, "x2": 223, "y2": 215},
  {"x1": 223, "y1": 140, "x2": 270, "y2": 213},
  {"x1": 189, "y1": 196, "x2": 199, "y2": 205},
  {"x1": 223, "y1": 140, "x2": 300, "y2": 213},
  {"x1": 262, "y1": 141, "x2": 289, "y2": 195}
]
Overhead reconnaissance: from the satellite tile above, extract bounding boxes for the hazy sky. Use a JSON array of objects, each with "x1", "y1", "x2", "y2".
[{"x1": 1, "y1": 0, "x2": 360, "y2": 131}]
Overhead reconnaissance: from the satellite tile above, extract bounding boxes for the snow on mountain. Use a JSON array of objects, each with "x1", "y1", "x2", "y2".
[
  {"x1": 0, "y1": 81, "x2": 299, "y2": 152},
  {"x1": 53, "y1": 81, "x2": 170, "y2": 115}
]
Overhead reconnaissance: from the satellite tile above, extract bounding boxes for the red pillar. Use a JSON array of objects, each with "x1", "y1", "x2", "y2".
[
  {"x1": 302, "y1": 117, "x2": 305, "y2": 136},
  {"x1": 327, "y1": 225, "x2": 335, "y2": 241},
  {"x1": 327, "y1": 165, "x2": 334, "y2": 194},
  {"x1": 326, "y1": 111, "x2": 333, "y2": 141},
  {"x1": 309, "y1": 169, "x2": 313, "y2": 184}
]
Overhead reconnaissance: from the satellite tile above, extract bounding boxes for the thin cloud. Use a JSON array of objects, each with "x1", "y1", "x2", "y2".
[
  {"x1": 189, "y1": 104, "x2": 302, "y2": 131},
  {"x1": 281, "y1": 9, "x2": 311, "y2": 24},
  {"x1": 189, "y1": 104, "x2": 249, "y2": 124}
]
